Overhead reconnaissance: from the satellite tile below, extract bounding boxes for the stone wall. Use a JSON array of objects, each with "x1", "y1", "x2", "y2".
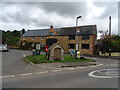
[{"x1": 21, "y1": 35, "x2": 96, "y2": 55}]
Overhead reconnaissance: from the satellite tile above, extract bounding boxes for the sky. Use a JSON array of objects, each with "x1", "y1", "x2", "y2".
[{"x1": 0, "y1": 0, "x2": 119, "y2": 37}]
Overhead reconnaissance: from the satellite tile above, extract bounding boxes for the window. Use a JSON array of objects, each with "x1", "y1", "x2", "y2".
[
  {"x1": 82, "y1": 44, "x2": 89, "y2": 49},
  {"x1": 68, "y1": 36, "x2": 75, "y2": 40},
  {"x1": 68, "y1": 44, "x2": 75, "y2": 49},
  {"x1": 32, "y1": 37, "x2": 35, "y2": 40},
  {"x1": 41, "y1": 36, "x2": 45, "y2": 40},
  {"x1": 82, "y1": 35, "x2": 89, "y2": 40}
]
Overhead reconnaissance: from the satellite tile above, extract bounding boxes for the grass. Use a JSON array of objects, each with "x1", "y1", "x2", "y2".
[{"x1": 26, "y1": 54, "x2": 96, "y2": 64}]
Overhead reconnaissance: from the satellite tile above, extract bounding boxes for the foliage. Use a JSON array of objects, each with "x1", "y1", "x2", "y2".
[
  {"x1": 2, "y1": 30, "x2": 20, "y2": 46},
  {"x1": 20, "y1": 41, "x2": 33, "y2": 50},
  {"x1": 99, "y1": 30, "x2": 120, "y2": 53},
  {"x1": 2, "y1": 29, "x2": 26, "y2": 47},
  {"x1": 21, "y1": 28, "x2": 26, "y2": 35},
  {"x1": 111, "y1": 35, "x2": 120, "y2": 52},
  {"x1": 6, "y1": 37, "x2": 20, "y2": 46}
]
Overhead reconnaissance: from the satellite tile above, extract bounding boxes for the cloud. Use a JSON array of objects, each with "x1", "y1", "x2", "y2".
[
  {"x1": 38, "y1": 2, "x2": 87, "y2": 18},
  {"x1": 0, "y1": 2, "x2": 118, "y2": 35},
  {"x1": 93, "y1": 2, "x2": 118, "y2": 19}
]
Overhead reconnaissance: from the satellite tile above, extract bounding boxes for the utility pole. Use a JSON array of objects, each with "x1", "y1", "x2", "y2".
[
  {"x1": 109, "y1": 16, "x2": 111, "y2": 36},
  {"x1": 109, "y1": 16, "x2": 111, "y2": 56}
]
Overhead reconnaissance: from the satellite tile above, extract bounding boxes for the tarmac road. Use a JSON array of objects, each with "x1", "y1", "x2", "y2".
[
  {"x1": 2, "y1": 49, "x2": 45, "y2": 76},
  {"x1": 2, "y1": 49, "x2": 119, "y2": 88}
]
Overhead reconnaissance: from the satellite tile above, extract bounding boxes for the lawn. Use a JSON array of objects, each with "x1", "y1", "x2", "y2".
[{"x1": 26, "y1": 54, "x2": 96, "y2": 64}]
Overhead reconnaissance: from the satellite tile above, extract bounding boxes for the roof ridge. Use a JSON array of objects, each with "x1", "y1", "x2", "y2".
[
  {"x1": 28, "y1": 29, "x2": 49, "y2": 31},
  {"x1": 61, "y1": 25, "x2": 96, "y2": 29}
]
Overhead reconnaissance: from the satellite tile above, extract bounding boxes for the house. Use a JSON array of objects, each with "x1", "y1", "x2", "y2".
[{"x1": 21, "y1": 25, "x2": 97, "y2": 55}]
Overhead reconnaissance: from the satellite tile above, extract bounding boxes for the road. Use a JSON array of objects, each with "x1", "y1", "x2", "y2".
[{"x1": 2, "y1": 49, "x2": 119, "y2": 88}]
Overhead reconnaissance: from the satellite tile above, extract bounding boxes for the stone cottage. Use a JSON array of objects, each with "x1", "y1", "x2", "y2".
[{"x1": 21, "y1": 25, "x2": 97, "y2": 55}]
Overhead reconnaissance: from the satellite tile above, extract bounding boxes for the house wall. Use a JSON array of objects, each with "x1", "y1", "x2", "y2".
[{"x1": 21, "y1": 35, "x2": 96, "y2": 55}]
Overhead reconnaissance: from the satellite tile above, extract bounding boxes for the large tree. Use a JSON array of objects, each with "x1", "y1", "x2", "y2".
[
  {"x1": 99, "y1": 30, "x2": 120, "y2": 53},
  {"x1": 2, "y1": 30, "x2": 20, "y2": 46}
]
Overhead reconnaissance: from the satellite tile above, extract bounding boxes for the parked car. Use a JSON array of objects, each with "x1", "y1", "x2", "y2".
[{"x1": 0, "y1": 44, "x2": 9, "y2": 52}]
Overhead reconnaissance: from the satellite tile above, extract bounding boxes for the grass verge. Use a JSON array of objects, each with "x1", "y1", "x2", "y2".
[{"x1": 26, "y1": 54, "x2": 96, "y2": 64}]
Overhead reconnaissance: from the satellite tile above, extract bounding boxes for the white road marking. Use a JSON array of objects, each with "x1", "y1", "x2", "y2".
[
  {"x1": 63, "y1": 67, "x2": 75, "y2": 70},
  {"x1": 20, "y1": 73, "x2": 33, "y2": 76},
  {"x1": 51, "y1": 70, "x2": 62, "y2": 72},
  {"x1": 76, "y1": 67, "x2": 87, "y2": 69},
  {"x1": 1, "y1": 75, "x2": 15, "y2": 78},
  {"x1": 36, "y1": 71, "x2": 48, "y2": 74},
  {"x1": 96, "y1": 64, "x2": 103, "y2": 66},
  {"x1": 88, "y1": 69, "x2": 119, "y2": 79}
]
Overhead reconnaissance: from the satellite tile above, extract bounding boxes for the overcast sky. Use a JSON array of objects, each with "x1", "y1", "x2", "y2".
[{"x1": 0, "y1": 1, "x2": 119, "y2": 35}]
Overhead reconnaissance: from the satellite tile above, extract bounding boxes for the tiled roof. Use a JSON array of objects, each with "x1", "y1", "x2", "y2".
[
  {"x1": 59, "y1": 25, "x2": 97, "y2": 35},
  {"x1": 22, "y1": 25, "x2": 97, "y2": 37},
  {"x1": 22, "y1": 29, "x2": 49, "y2": 37}
]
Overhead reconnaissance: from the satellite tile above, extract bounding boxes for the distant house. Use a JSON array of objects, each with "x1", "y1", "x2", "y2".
[{"x1": 21, "y1": 25, "x2": 97, "y2": 55}]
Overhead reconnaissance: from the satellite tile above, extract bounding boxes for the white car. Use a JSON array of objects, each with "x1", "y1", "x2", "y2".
[{"x1": 0, "y1": 44, "x2": 9, "y2": 51}]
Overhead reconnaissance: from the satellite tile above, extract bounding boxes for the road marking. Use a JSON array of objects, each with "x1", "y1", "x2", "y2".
[
  {"x1": 20, "y1": 73, "x2": 33, "y2": 76},
  {"x1": 76, "y1": 67, "x2": 87, "y2": 69},
  {"x1": 88, "y1": 69, "x2": 119, "y2": 79},
  {"x1": 1, "y1": 75, "x2": 15, "y2": 78},
  {"x1": 63, "y1": 67, "x2": 75, "y2": 70},
  {"x1": 36, "y1": 71, "x2": 48, "y2": 74},
  {"x1": 51, "y1": 70, "x2": 62, "y2": 72}
]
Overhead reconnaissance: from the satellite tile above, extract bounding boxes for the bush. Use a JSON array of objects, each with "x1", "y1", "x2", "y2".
[{"x1": 20, "y1": 42, "x2": 33, "y2": 50}]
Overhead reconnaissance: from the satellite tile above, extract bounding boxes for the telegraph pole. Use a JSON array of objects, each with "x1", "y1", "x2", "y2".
[
  {"x1": 109, "y1": 16, "x2": 111, "y2": 56},
  {"x1": 109, "y1": 16, "x2": 111, "y2": 36}
]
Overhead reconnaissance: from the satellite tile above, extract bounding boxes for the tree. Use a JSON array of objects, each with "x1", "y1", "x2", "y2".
[
  {"x1": 21, "y1": 28, "x2": 25, "y2": 35},
  {"x1": 12, "y1": 30, "x2": 20, "y2": 37},
  {"x1": 99, "y1": 30, "x2": 120, "y2": 53},
  {"x1": 111, "y1": 35, "x2": 120, "y2": 52},
  {"x1": 2, "y1": 30, "x2": 20, "y2": 46}
]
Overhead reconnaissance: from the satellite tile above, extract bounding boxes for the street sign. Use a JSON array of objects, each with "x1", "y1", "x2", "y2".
[
  {"x1": 76, "y1": 43, "x2": 79, "y2": 51},
  {"x1": 77, "y1": 28, "x2": 80, "y2": 32}
]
